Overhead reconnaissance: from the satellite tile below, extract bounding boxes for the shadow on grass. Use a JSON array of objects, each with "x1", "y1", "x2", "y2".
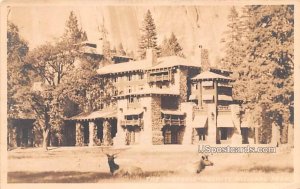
[
  {"x1": 226, "y1": 165, "x2": 294, "y2": 173},
  {"x1": 8, "y1": 170, "x2": 176, "y2": 183}
]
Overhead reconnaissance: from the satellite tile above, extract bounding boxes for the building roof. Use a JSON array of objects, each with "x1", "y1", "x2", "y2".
[
  {"x1": 161, "y1": 109, "x2": 185, "y2": 116},
  {"x1": 124, "y1": 108, "x2": 144, "y2": 116},
  {"x1": 97, "y1": 59, "x2": 148, "y2": 75},
  {"x1": 192, "y1": 71, "x2": 233, "y2": 81},
  {"x1": 147, "y1": 56, "x2": 200, "y2": 70},
  {"x1": 68, "y1": 108, "x2": 117, "y2": 121},
  {"x1": 116, "y1": 88, "x2": 180, "y2": 98},
  {"x1": 97, "y1": 56, "x2": 200, "y2": 75}
]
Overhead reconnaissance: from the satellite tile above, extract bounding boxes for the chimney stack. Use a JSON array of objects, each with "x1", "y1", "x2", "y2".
[{"x1": 146, "y1": 48, "x2": 158, "y2": 67}]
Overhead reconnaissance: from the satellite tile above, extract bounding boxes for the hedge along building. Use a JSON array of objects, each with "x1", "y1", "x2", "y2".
[{"x1": 67, "y1": 47, "x2": 250, "y2": 146}]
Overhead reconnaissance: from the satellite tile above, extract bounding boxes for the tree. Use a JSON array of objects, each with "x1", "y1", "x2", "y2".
[
  {"x1": 23, "y1": 11, "x2": 89, "y2": 150},
  {"x1": 220, "y1": 7, "x2": 245, "y2": 71},
  {"x1": 160, "y1": 32, "x2": 185, "y2": 57},
  {"x1": 63, "y1": 11, "x2": 87, "y2": 44},
  {"x1": 225, "y1": 5, "x2": 294, "y2": 144},
  {"x1": 7, "y1": 21, "x2": 31, "y2": 118},
  {"x1": 138, "y1": 10, "x2": 160, "y2": 59}
]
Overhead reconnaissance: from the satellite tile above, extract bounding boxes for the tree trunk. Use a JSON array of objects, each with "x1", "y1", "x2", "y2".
[
  {"x1": 280, "y1": 112, "x2": 289, "y2": 144},
  {"x1": 42, "y1": 129, "x2": 49, "y2": 151}
]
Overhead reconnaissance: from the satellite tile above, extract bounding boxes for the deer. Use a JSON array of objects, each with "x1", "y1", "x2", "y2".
[
  {"x1": 196, "y1": 154, "x2": 214, "y2": 173},
  {"x1": 179, "y1": 154, "x2": 214, "y2": 174},
  {"x1": 101, "y1": 148, "x2": 143, "y2": 176}
]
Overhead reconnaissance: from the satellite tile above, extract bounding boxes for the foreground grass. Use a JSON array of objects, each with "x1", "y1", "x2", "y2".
[{"x1": 7, "y1": 146, "x2": 294, "y2": 183}]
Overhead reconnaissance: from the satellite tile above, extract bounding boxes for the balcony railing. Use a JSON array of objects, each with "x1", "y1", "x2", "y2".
[
  {"x1": 162, "y1": 118, "x2": 185, "y2": 126},
  {"x1": 149, "y1": 75, "x2": 170, "y2": 82},
  {"x1": 120, "y1": 119, "x2": 143, "y2": 126}
]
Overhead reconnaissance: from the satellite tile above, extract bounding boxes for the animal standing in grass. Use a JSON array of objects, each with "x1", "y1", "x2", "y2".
[
  {"x1": 180, "y1": 154, "x2": 214, "y2": 174},
  {"x1": 197, "y1": 154, "x2": 214, "y2": 173},
  {"x1": 102, "y1": 149, "x2": 143, "y2": 176}
]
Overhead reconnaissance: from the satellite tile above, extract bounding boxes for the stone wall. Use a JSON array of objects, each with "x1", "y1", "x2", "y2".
[
  {"x1": 179, "y1": 68, "x2": 188, "y2": 106},
  {"x1": 75, "y1": 122, "x2": 84, "y2": 146},
  {"x1": 151, "y1": 96, "x2": 163, "y2": 145}
]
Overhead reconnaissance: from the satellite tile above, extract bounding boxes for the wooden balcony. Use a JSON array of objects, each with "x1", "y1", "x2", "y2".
[
  {"x1": 149, "y1": 75, "x2": 170, "y2": 82},
  {"x1": 120, "y1": 119, "x2": 144, "y2": 127},
  {"x1": 162, "y1": 118, "x2": 185, "y2": 126}
]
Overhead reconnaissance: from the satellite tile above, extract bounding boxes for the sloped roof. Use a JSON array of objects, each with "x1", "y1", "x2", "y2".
[
  {"x1": 97, "y1": 59, "x2": 149, "y2": 75},
  {"x1": 68, "y1": 108, "x2": 117, "y2": 121},
  {"x1": 147, "y1": 56, "x2": 200, "y2": 70},
  {"x1": 116, "y1": 88, "x2": 180, "y2": 98},
  {"x1": 161, "y1": 109, "x2": 185, "y2": 115},
  {"x1": 192, "y1": 71, "x2": 233, "y2": 81},
  {"x1": 97, "y1": 56, "x2": 200, "y2": 75}
]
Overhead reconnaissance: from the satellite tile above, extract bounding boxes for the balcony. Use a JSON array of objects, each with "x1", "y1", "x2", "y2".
[
  {"x1": 120, "y1": 119, "x2": 144, "y2": 127},
  {"x1": 149, "y1": 75, "x2": 170, "y2": 82},
  {"x1": 162, "y1": 118, "x2": 185, "y2": 126}
]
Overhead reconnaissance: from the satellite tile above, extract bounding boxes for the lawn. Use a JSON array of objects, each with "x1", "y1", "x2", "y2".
[{"x1": 7, "y1": 145, "x2": 294, "y2": 183}]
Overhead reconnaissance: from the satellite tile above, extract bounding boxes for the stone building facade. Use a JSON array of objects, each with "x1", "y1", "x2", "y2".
[{"x1": 67, "y1": 49, "x2": 249, "y2": 146}]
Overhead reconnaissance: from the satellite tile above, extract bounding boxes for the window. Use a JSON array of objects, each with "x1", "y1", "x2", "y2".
[
  {"x1": 197, "y1": 128, "x2": 206, "y2": 141},
  {"x1": 220, "y1": 128, "x2": 228, "y2": 140}
]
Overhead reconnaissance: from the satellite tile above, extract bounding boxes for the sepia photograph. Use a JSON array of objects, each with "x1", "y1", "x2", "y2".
[{"x1": 0, "y1": 0, "x2": 298, "y2": 187}]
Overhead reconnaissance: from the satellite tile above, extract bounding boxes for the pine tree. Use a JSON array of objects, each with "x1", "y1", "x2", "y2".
[
  {"x1": 63, "y1": 11, "x2": 87, "y2": 44},
  {"x1": 160, "y1": 32, "x2": 185, "y2": 57},
  {"x1": 138, "y1": 10, "x2": 160, "y2": 59},
  {"x1": 231, "y1": 5, "x2": 294, "y2": 144},
  {"x1": 220, "y1": 6, "x2": 244, "y2": 72}
]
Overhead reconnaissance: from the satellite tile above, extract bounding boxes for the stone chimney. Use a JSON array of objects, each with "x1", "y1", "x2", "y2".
[
  {"x1": 146, "y1": 48, "x2": 158, "y2": 67},
  {"x1": 194, "y1": 44, "x2": 202, "y2": 67}
]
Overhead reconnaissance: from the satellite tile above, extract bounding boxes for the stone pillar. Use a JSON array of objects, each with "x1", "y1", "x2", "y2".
[
  {"x1": 181, "y1": 102, "x2": 195, "y2": 145},
  {"x1": 93, "y1": 124, "x2": 101, "y2": 146},
  {"x1": 88, "y1": 121, "x2": 95, "y2": 147},
  {"x1": 179, "y1": 69, "x2": 188, "y2": 107},
  {"x1": 75, "y1": 122, "x2": 84, "y2": 146},
  {"x1": 103, "y1": 120, "x2": 112, "y2": 146},
  {"x1": 207, "y1": 104, "x2": 217, "y2": 144},
  {"x1": 8, "y1": 121, "x2": 17, "y2": 148},
  {"x1": 151, "y1": 96, "x2": 163, "y2": 145}
]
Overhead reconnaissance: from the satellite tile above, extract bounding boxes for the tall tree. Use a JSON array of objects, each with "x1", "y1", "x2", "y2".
[
  {"x1": 160, "y1": 32, "x2": 185, "y2": 57},
  {"x1": 138, "y1": 10, "x2": 160, "y2": 59},
  {"x1": 23, "y1": 11, "x2": 89, "y2": 150},
  {"x1": 7, "y1": 21, "x2": 31, "y2": 118},
  {"x1": 220, "y1": 6, "x2": 245, "y2": 72},
  {"x1": 225, "y1": 5, "x2": 294, "y2": 144},
  {"x1": 63, "y1": 11, "x2": 87, "y2": 44}
]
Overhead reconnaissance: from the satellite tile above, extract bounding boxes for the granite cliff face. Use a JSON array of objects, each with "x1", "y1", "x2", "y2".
[
  {"x1": 80, "y1": 6, "x2": 230, "y2": 63},
  {"x1": 11, "y1": 6, "x2": 230, "y2": 64}
]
